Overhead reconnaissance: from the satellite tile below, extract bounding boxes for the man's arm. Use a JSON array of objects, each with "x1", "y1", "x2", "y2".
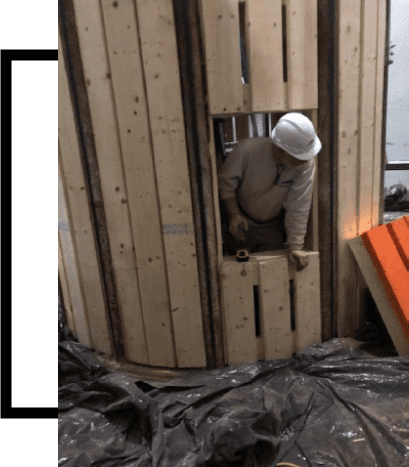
[
  {"x1": 224, "y1": 197, "x2": 249, "y2": 241},
  {"x1": 218, "y1": 142, "x2": 249, "y2": 241},
  {"x1": 284, "y1": 159, "x2": 316, "y2": 251}
]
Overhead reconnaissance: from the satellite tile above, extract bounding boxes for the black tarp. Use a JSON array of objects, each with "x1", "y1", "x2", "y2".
[
  {"x1": 384, "y1": 183, "x2": 409, "y2": 212},
  {"x1": 59, "y1": 331, "x2": 409, "y2": 466}
]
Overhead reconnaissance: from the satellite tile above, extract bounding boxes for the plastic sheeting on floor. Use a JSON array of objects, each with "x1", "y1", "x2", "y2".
[{"x1": 58, "y1": 334, "x2": 409, "y2": 467}]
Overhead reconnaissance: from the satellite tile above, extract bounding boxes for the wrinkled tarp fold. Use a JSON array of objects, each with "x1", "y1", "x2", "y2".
[{"x1": 59, "y1": 336, "x2": 409, "y2": 467}]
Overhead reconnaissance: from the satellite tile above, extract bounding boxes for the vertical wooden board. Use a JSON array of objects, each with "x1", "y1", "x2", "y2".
[
  {"x1": 59, "y1": 32, "x2": 112, "y2": 355},
  {"x1": 305, "y1": 110, "x2": 319, "y2": 252},
  {"x1": 136, "y1": 0, "x2": 206, "y2": 368},
  {"x1": 286, "y1": 0, "x2": 318, "y2": 110},
  {"x1": 58, "y1": 235, "x2": 77, "y2": 338},
  {"x1": 100, "y1": 0, "x2": 175, "y2": 367},
  {"x1": 294, "y1": 252, "x2": 321, "y2": 350},
  {"x1": 336, "y1": 0, "x2": 362, "y2": 337},
  {"x1": 72, "y1": 0, "x2": 148, "y2": 364},
  {"x1": 200, "y1": 0, "x2": 243, "y2": 115},
  {"x1": 246, "y1": 0, "x2": 285, "y2": 112},
  {"x1": 221, "y1": 261, "x2": 258, "y2": 365},
  {"x1": 372, "y1": 0, "x2": 387, "y2": 228},
  {"x1": 258, "y1": 258, "x2": 293, "y2": 360},
  {"x1": 58, "y1": 164, "x2": 91, "y2": 348},
  {"x1": 358, "y1": 0, "x2": 379, "y2": 235}
]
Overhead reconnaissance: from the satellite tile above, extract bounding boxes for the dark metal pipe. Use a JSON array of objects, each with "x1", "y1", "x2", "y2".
[
  {"x1": 317, "y1": 0, "x2": 337, "y2": 340},
  {"x1": 172, "y1": 0, "x2": 225, "y2": 368}
]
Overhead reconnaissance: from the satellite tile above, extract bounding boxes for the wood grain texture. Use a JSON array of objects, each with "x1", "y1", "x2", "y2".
[
  {"x1": 221, "y1": 261, "x2": 258, "y2": 365},
  {"x1": 258, "y1": 257, "x2": 292, "y2": 360},
  {"x1": 286, "y1": 0, "x2": 318, "y2": 110},
  {"x1": 200, "y1": 0, "x2": 243, "y2": 115},
  {"x1": 100, "y1": 0, "x2": 175, "y2": 367},
  {"x1": 58, "y1": 234, "x2": 77, "y2": 338},
  {"x1": 246, "y1": 0, "x2": 285, "y2": 111},
  {"x1": 72, "y1": 0, "x2": 148, "y2": 364},
  {"x1": 136, "y1": 0, "x2": 206, "y2": 367}
]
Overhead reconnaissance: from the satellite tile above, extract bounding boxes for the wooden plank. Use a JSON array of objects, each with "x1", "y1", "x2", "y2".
[
  {"x1": 200, "y1": 0, "x2": 243, "y2": 115},
  {"x1": 72, "y1": 0, "x2": 148, "y2": 364},
  {"x1": 286, "y1": 0, "x2": 318, "y2": 110},
  {"x1": 100, "y1": 0, "x2": 175, "y2": 368},
  {"x1": 58, "y1": 162, "x2": 91, "y2": 348},
  {"x1": 246, "y1": 0, "x2": 286, "y2": 112},
  {"x1": 336, "y1": 0, "x2": 362, "y2": 337},
  {"x1": 59, "y1": 31, "x2": 112, "y2": 355},
  {"x1": 136, "y1": 0, "x2": 206, "y2": 368},
  {"x1": 258, "y1": 257, "x2": 292, "y2": 360},
  {"x1": 372, "y1": 0, "x2": 387, "y2": 228},
  {"x1": 305, "y1": 109, "x2": 319, "y2": 252},
  {"x1": 358, "y1": 0, "x2": 379, "y2": 235},
  {"x1": 349, "y1": 236, "x2": 409, "y2": 355},
  {"x1": 293, "y1": 252, "x2": 321, "y2": 350},
  {"x1": 221, "y1": 261, "x2": 258, "y2": 365},
  {"x1": 58, "y1": 234, "x2": 77, "y2": 338}
]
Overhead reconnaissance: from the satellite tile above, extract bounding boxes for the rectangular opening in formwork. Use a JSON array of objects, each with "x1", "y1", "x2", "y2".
[{"x1": 220, "y1": 251, "x2": 321, "y2": 365}]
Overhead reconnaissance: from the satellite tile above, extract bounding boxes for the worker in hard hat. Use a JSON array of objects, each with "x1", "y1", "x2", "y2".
[{"x1": 218, "y1": 112, "x2": 321, "y2": 270}]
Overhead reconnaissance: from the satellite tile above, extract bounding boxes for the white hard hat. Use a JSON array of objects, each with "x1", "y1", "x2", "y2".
[{"x1": 271, "y1": 112, "x2": 322, "y2": 161}]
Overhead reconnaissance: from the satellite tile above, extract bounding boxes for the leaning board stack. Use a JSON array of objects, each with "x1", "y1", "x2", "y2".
[{"x1": 349, "y1": 217, "x2": 409, "y2": 355}]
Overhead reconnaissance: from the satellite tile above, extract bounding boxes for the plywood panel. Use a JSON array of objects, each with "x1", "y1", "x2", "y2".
[
  {"x1": 258, "y1": 257, "x2": 292, "y2": 360},
  {"x1": 221, "y1": 261, "x2": 258, "y2": 365},
  {"x1": 336, "y1": 0, "x2": 362, "y2": 337},
  {"x1": 246, "y1": 0, "x2": 285, "y2": 111},
  {"x1": 200, "y1": 0, "x2": 243, "y2": 115},
  {"x1": 59, "y1": 31, "x2": 111, "y2": 355},
  {"x1": 136, "y1": 0, "x2": 206, "y2": 368},
  {"x1": 72, "y1": 0, "x2": 148, "y2": 364},
  {"x1": 286, "y1": 0, "x2": 318, "y2": 109},
  {"x1": 293, "y1": 252, "x2": 321, "y2": 350},
  {"x1": 100, "y1": 0, "x2": 175, "y2": 368}
]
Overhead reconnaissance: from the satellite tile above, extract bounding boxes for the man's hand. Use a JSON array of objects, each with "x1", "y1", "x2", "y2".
[
  {"x1": 288, "y1": 249, "x2": 309, "y2": 271},
  {"x1": 229, "y1": 214, "x2": 249, "y2": 242}
]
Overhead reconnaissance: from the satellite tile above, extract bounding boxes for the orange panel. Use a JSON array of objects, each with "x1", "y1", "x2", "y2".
[
  {"x1": 362, "y1": 220, "x2": 409, "y2": 336},
  {"x1": 388, "y1": 217, "x2": 409, "y2": 269}
]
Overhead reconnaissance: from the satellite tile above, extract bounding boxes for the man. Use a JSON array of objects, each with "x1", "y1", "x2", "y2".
[{"x1": 218, "y1": 112, "x2": 321, "y2": 270}]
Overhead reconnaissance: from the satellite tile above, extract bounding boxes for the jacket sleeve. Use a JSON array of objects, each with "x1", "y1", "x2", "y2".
[
  {"x1": 284, "y1": 159, "x2": 316, "y2": 250},
  {"x1": 218, "y1": 142, "x2": 247, "y2": 201}
]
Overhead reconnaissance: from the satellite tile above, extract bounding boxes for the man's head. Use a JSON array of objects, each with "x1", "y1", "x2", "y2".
[{"x1": 271, "y1": 113, "x2": 321, "y2": 162}]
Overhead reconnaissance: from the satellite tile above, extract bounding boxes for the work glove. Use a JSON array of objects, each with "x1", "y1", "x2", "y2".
[
  {"x1": 288, "y1": 249, "x2": 309, "y2": 271},
  {"x1": 229, "y1": 214, "x2": 249, "y2": 242}
]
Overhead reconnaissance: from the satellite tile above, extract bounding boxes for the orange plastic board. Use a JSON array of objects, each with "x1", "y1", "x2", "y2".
[
  {"x1": 387, "y1": 217, "x2": 409, "y2": 269},
  {"x1": 361, "y1": 217, "x2": 409, "y2": 337}
]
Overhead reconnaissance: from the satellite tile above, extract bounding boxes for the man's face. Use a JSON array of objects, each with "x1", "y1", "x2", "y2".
[{"x1": 277, "y1": 146, "x2": 308, "y2": 168}]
